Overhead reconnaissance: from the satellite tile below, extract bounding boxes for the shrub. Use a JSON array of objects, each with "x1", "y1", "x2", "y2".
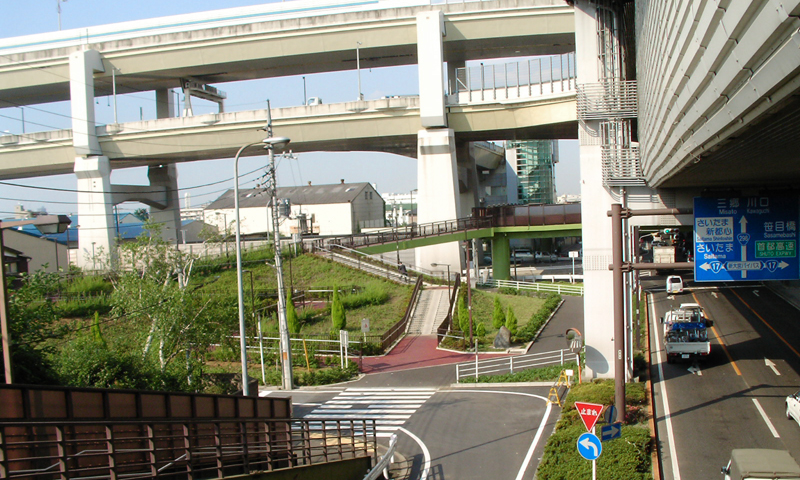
[
  {"x1": 492, "y1": 296, "x2": 505, "y2": 329},
  {"x1": 330, "y1": 286, "x2": 347, "y2": 333},
  {"x1": 56, "y1": 296, "x2": 112, "y2": 318},
  {"x1": 475, "y1": 321, "x2": 486, "y2": 337},
  {"x1": 341, "y1": 285, "x2": 390, "y2": 309},
  {"x1": 287, "y1": 301, "x2": 300, "y2": 334},
  {"x1": 63, "y1": 275, "x2": 113, "y2": 295},
  {"x1": 537, "y1": 380, "x2": 652, "y2": 480},
  {"x1": 458, "y1": 296, "x2": 469, "y2": 333},
  {"x1": 505, "y1": 307, "x2": 518, "y2": 336}
]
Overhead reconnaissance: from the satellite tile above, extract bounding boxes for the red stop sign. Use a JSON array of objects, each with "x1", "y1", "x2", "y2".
[{"x1": 574, "y1": 401, "x2": 604, "y2": 432}]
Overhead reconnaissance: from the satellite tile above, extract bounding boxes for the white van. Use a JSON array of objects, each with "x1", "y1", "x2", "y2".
[
  {"x1": 306, "y1": 97, "x2": 323, "y2": 106},
  {"x1": 666, "y1": 275, "x2": 684, "y2": 294}
]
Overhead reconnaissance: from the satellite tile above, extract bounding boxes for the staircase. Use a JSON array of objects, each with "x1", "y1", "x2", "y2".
[{"x1": 407, "y1": 288, "x2": 451, "y2": 335}]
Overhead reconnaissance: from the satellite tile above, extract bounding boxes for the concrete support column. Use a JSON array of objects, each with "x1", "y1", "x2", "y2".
[
  {"x1": 456, "y1": 141, "x2": 480, "y2": 217},
  {"x1": 415, "y1": 128, "x2": 462, "y2": 271},
  {"x1": 74, "y1": 156, "x2": 116, "y2": 270},
  {"x1": 69, "y1": 50, "x2": 104, "y2": 156},
  {"x1": 491, "y1": 234, "x2": 511, "y2": 280},
  {"x1": 147, "y1": 164, "x2": 181, "y2": 244},
  {"x1": 156, "y1": 88, "x2": 176, "y2": 120},
  {"x1": 150, "y1": 89, "x2": 181, "y2": 244},
  {"x1": 575, "y1": 1, "x2": 615, "y2": 379},
  {"x1": 417, "y1": 10, "x2": 446, "y2": 128}
]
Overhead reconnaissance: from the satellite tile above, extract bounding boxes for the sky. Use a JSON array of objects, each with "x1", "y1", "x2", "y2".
[{"x1": 0, "y1": 0, "x2": 580, "y2": 218}]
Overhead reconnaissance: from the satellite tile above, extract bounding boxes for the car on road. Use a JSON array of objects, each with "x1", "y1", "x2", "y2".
[
  {"x1": 787, "y1": 391, "x2": 800, "y2": 426},
  {"x1": 666, "y1": 275, "x2": 684, "y2": 294},
  {"x1": 510, "y1": 249, "x2": 534, "y2": 264},
  {"x1": 535, "y1": 251, "x2": 558, "y2": 262}
]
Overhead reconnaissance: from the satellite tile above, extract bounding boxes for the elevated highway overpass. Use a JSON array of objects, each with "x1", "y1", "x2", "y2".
[{"x1": 0, "y1": 0, "x2": 576, "y2": 279}]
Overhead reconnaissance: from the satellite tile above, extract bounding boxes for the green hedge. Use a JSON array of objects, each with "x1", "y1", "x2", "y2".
[
  {"x1": 536, "y1": 380, "x2": 652, "y2": 480},
  {"x1": 514, "y1": 293, "x2": 562, "y2": 342}
]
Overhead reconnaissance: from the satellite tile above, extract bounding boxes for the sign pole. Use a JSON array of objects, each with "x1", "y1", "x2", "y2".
[{"x1": 592, "y1": 427, "x2": 597, "y2": 480}]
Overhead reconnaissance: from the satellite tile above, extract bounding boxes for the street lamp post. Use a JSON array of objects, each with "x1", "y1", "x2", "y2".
[{"x1": 1, "y1": 215, "x2": 71, "y2": 384}]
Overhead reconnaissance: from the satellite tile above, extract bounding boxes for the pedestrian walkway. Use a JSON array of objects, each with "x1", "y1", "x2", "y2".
[{"x1": 301, "y1": 388, "x2": 436, "y2": 438}]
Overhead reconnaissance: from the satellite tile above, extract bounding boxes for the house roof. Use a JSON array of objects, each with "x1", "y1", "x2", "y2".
[{"x1": 206, "y1": 182, "x2": 376, "y2": 210}]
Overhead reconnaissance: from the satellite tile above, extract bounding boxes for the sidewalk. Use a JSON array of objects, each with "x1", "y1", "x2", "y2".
[{"x1": 360, "y1": 335, "x2": 506, "y2": 374}]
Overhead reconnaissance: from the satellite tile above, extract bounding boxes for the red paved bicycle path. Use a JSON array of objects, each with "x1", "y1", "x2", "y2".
[{"x1": 359, "y1": 335, "x2": 511, "y2": 374}]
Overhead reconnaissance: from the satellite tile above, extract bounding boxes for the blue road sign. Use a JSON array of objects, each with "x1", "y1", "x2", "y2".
[
  {"x1": 600, "y1": 423, "x2": 622, "y2": 442},
  {"x1": 604, "y1": 405, "x2": 617, "y2": 425},
  {"x1": 694, "y1": 195, "x2": 799, "y2": 282},
  {"x1": 577, "y1": 432, "x2": 602, "y2": 460}
]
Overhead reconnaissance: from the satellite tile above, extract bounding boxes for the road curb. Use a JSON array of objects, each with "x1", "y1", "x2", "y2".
[{"x1": 447, "y1": 381, "x2": 554, "y2": 388}]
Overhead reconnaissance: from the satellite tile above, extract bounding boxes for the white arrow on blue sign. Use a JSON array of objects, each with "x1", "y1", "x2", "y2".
[
  {"x1": 577, "y1": 432, "x2": 602, "y2": 460},
  {"x1": 600, "y1": 423, "x2": 622, "y2": 442}
]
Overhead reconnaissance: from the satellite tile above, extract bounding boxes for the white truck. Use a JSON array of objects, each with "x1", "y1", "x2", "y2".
[
  {"x1": 721, "y1": 449, "x2": 800, "y2": 479},
  {"x1": 662, "y1": 303, "x2": 712, "y2": 363}
]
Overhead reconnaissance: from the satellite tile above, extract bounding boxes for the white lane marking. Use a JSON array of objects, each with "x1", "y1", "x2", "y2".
[
  {"x1": 444, "y1": 389, "x2": 551, "y2": 480},
  {"x1": 753, "y1": 290, "x2": 760, "y2": 297},
  {"x1": 327, "y1": 400, "x2": 426, "y2": 404},
  {"x1": 367, "y1": 404, "x2": 423, "y2": 408},
  {"x1": 651, "y1": 295, "x2": 682, "y2": 480},
  {"x1": 294, "y1": 403, "x2": 322, "y2": 406},
  {"x1": 752, "y1": 399, "x2": 780, "y2": 438},
  {"x1": 711, "y1": 292, "x2": 718, "y2": 298},
  {"x1": 765, "y1": 358, "x2": 781, "y2": 376},
  {"x1": 305, "y1": 414, "x2": 412, "y2": 419},
  {"x1": 398, "y1": 427, "x2": 431, "y2": 480},
  {"x1": 314, "y1": 409, "x2": 419, "y2": 414}
]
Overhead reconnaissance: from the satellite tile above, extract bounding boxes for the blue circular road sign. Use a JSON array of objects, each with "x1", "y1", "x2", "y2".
[{"x1": 576, "y1": 432, "x2": 602, "y2": 461}]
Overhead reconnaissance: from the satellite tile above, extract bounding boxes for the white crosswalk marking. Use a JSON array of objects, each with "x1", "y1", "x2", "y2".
[{"x1": 301, "y1": 388, "x2": 436, "y2": 438}]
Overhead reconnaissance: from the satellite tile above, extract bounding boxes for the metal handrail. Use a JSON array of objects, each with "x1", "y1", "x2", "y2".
[
  {"x1": 480, "y1": 278, "x2": 584, "y2": 295},
  {"x1": 1, "y1": 417, "x2": 377, "y2": 480},
  {"x1": 455, "y1": 348, "x2": 577, "y2": 382}
]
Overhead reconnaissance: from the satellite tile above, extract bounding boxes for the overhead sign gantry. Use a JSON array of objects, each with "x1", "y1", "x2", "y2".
[{"x1": 694, "y1": 195, "x2": 799, "y2": 282}]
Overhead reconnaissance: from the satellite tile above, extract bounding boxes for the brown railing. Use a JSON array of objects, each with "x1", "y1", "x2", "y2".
[
  {"x1": 437, "y1": 274, "x2": 461, "y2": 344},
  {"x1": 0, "y1": 385, "x2": 376, "y2": 480},
  {"x1": 380, "y1": 275, "x2": 424, "y2": 352}
]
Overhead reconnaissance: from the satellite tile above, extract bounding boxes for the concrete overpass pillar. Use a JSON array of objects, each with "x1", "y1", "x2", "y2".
[
  {"x1": 74, "y1": 156, "x2": 116, "y2": 270},
  {"x1": 491, "y1": 235, "x2": 511, "y2": 280},
  {"x1": 70, "y1": 49, "x2": 116, "y2": 270},
  {"x1": 416, "y1": 128, "x2": 462, "y2": 271},
  {"x1": 68, "y1": 49, "x2": 104, "y2": 156},
  {"x1": 147, "y1": 164, "x2": 181, "y2": 244},
  {"x1": 150, "y1": 88, "x2": 181, "y2": 244},
  {"x1": 575, "y1": 1, "x2": 615, "y2": 380}
]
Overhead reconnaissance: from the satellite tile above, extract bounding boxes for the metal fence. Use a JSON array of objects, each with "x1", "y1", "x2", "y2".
[
  {"x1": 436, "y1": 274, "x2": 461, "y2": 344},
  {"x1": 1, "y1": 417, "x2": 376, "y2": 480},
  {"x1": 451, "y1": 53, "x2": 577, "y2": 103},
  {"x1": 479, "y1": 279, "x2": 584, "y2": 296},
  {"x1": 455, "y1": 348, "x2": 577, "y2": 382},
  {"x1": 0, "y1": 384, "x2": 377, "y2": 480}
]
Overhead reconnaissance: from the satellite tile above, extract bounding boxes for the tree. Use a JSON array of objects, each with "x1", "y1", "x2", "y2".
[
  {"x1": 4, "y1": 270, "x2": 62, "y2": 384},
  {"x1": 110, "y1": 222, "x2": 218, "y2": 386},
  {"x1": 286, "y1": 300, "x2": 300, "y2": 335},
  {"x1": 331, "y1": 286, "x2": 347, "y2": 332},
  {"x1": 457, "y1": 296, "x2": 469, "y2": 333},
  {"x1": 505, "y1": 307, "x2": 518, "y2": 336},
  {"x1": 475, "y1": 321, "x2": 486, "y2": 337},
  {"x1": 133, "y1": 207, "x2": 150, "y2": 222},
  {"x1": 492, "y1": 297, "x2": 505, "y2": 329}
]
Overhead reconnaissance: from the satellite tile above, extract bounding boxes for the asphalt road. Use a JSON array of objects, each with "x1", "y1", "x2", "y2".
[
  {"x1": 281, "y1": 380, "x2": 558, "y2": 480},
  {"x1": 649, "y1": 279, "x2": 800, "y2": 480}
]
